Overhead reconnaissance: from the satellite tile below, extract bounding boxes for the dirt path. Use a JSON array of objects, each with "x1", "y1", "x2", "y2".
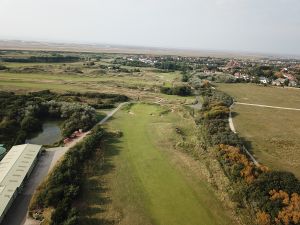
[
  {"x1": 229, "y1": 104, "x2": 236, "y2": 133},
  {"x1": 229, "y1": 103, "x2": 260, "y2": 167},
  {"x1": 236, "y1": 102, "x2": 300, "y2": 111},
  {"x1": 64, "y1": 102, "x2": 129, "y2": 149}
]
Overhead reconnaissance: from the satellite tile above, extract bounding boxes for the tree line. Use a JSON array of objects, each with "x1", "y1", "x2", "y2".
[
  {"x1": 0, "y1": 90, "x2": 128, "y2": 149},
  {"x1": 196, "y1": 87, "x2": 300, "y2": 225},
  {"x1": 29, "y1": 125, "x2": 106, "y2": 225},
  {"x1": 0, "y1": 55, "x2": 81, "y2": 63}
]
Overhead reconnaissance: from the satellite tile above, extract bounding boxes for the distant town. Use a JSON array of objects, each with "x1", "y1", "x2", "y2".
[{"x1": 123, "y1": 55, "x2": 300, "y2": 87}]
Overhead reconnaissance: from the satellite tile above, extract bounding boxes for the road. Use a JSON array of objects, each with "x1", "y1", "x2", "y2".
[{"x1": 2, "y1": 102, "x2": 128, "y2": 225}]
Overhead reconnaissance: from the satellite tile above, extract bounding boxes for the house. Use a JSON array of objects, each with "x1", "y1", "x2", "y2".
[
  {"x1": 283, "y1": 73, "x2": 296, "y2": 81},
  {"x1": 226, "y1": 60, "x2": 240, "y2": 69},
  {"x1": 234, "y1": 73, "x2": 250, "y2": 81},
  {"x1": 204, "y1": 70, "x2": 215, "y2": 74},
  {"x1": 272, "y1": 78, "x2": 286, "y2": 86},
  {"x1": 288, "y1": 80, "x2": 298, "y2": 87},
  {"x1": 259, "y1": 77, "x2": 269, "y2": 84},
  {"x1": 234, "y1": 72, "x2": 241, "y2": 79},
  {"x1": 242, "y1": 74, "x2": 250, "y2": 81}
]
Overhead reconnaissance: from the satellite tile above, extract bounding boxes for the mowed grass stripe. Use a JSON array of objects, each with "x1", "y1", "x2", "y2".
[{"x1": 100, "y1": 103, "x2": 233, "y2": 225}]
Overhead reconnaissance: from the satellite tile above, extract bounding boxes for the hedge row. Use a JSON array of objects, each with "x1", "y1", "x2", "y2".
[
  {"x1": 0, "y1": 55, "x2": 81, "y2": 63},
  {"x1": 196, "y1": 88, "x2": 242, "y2": 147},
  {"x1": 197, "y1": 88, "x2": 300, "y2": 225},
  {"x1": 29, "y1": 125, "x2": 105, "y2": 225}
]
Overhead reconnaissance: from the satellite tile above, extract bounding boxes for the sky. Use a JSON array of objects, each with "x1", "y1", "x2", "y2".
[{"x1": 0, "y1": 0, "x2": 299, "y2": 55}]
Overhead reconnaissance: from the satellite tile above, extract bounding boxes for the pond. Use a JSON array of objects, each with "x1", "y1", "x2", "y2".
[{"x1": 26, "y1": 120, "x2": 62, "y2": 145}]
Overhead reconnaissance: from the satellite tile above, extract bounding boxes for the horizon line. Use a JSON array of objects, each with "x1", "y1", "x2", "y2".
[{"x1": 0, "y1": 38, "x2": 299, "y2": 59}]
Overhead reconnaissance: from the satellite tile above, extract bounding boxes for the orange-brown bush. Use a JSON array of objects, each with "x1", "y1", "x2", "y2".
[
  {"x1": 269, "y1": 190, "x2": 300, "y2": 225},
  {"x1": 256, "y1": 211, "x2": 271, "y2": 225},
  {"x1": 218, "y1": 144, "x2": 266, "y2": 183}
]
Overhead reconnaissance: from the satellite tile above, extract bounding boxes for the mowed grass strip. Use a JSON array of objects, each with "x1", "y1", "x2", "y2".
[{"x1": 80, "y1": 103, "x2": 235, "y2": 225}]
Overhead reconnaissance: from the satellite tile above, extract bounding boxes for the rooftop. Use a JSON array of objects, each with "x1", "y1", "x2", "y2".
[
  {"x1": 0, "y1": 144, "x2": 42, "y2": 219},
  {"x1": 0, "y1": 148, "x2": 5, "y2": 156}
]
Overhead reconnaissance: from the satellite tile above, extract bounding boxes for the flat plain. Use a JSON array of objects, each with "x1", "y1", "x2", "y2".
[{"x1": 217, "y1": 83, "x2": 300, "y2": 178}]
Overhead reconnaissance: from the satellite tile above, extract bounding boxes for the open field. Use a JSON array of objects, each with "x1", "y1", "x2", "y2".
[
  {"x1": 217, "y1": 83, "x2": 300, "y2": 178},
  {"x1": 79, "y1": 103, "x2": 236, "y2": 225},
  {"x1": 0, "y1": 61, "x2": 190, "y2": 104},
  {"x1": 217, "y1": 83, "x2": 300, "y2": 108}
]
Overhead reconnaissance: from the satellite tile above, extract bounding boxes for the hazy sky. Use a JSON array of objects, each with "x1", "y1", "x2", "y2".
[{"x1": 0, "y1": 0, "x2": 299, "y2": 55}]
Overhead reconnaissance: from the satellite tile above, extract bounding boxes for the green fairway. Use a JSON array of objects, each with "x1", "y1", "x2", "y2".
[{"x1": 80, "y1": 103, "x2": 235, "y2": 225}]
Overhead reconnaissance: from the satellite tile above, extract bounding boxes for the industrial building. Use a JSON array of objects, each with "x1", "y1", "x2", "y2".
[
  {"x1": 0, "y1": 145, "x2": 5, "y2": 160},
  {"x1": 0, "y1": 144, "x2": 42, "y2": 224}
]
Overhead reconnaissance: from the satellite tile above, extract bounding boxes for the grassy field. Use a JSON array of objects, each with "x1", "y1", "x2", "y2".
[
  {"x1": 217, "y1": 83, "x2": 300, "y2": 178},
  {"x1": 0, "y1": 62, "x2": 187, "y2": 101},
  {"x1": 217, "y1": 83, "x2": 300, "y2": 108},
  {"x1": 0, "y1": 71, "x2": 159, "y2": 88},
  {"x1": 79, "y1": 103, "x2": 236, "y2": 225}
]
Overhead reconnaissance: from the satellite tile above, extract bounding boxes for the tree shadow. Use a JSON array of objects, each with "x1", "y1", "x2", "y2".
[
  {"x1": 85, "y1": 218, "x2": 117, "y2": 225},
  {"x1": 229, "y1": 111, "x2": 255, "y2": 155},
  {"x1": 79, "y1": 134, "x2": 124, "y2": 225},
  {"x1": 231, "y1": 111, "x2": 239, "y2": 118},
  {"x1": 240, "y1": 136, "x2": 254, "y2": 154}
]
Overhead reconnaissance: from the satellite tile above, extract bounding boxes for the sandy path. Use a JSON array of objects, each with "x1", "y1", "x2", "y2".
[
  {"x1": 235, "y1": 102, "x2": 300, "y2": 111},
  {"x1": 228, "y1": 103, "x2": 259, "y2": 167}
]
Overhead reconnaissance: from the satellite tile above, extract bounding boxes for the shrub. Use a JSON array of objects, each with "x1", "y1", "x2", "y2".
[
  {"x1": 21, "y1": 116, "x2": 42, "y2": 132},
  {"x1": 0, "y1": 65, "x2": 8, "y2": 70},
  {"x1": 160, "y1": 85, "x2": 192, "y2": 96},
  {"x1": 29, "y1": 126, "x2": 105, "y2": 224}
]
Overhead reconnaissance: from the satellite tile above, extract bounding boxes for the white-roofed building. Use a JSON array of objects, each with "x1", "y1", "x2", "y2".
[
  {"x1": 0, "y1": 144, "x2": 42, "y2": 224},
  {"x1": 0, "y1": 145, "x2": 5, "y2": 160}
]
